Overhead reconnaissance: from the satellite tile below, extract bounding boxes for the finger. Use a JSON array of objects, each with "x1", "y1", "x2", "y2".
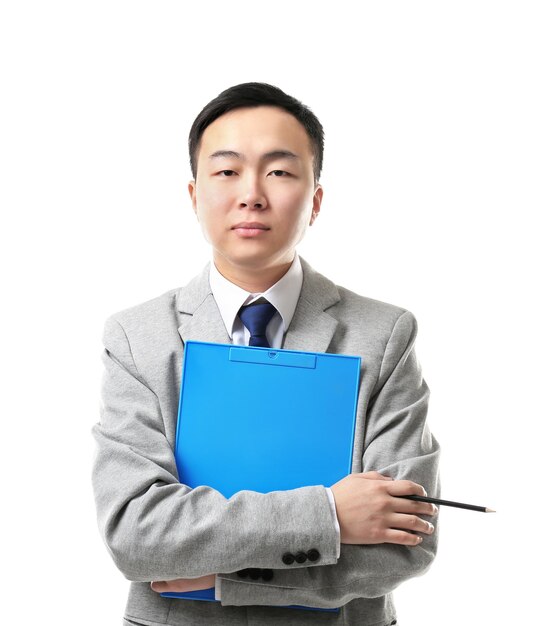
[
  {"x1": 383, "y1": 528, "x2": 424, "y2": 546},
  {"x1": 390, "y1": 496, "x2": 438, "y2": 517},
  {"x1": 151, "y1": 579, "x2": 192, "y2": 593},
  {"x1": 389, "y1": 513, "x2": 435, "y2": 536},
  {"x1": 386, "y1": 479, "x2": 426, "y2": 498},
  {"x1": 151, "y1": 579, "x2": 196, "y2": 593},
  {"x1": 156, "y1": 575, "x2": 216, "y2": 593}
]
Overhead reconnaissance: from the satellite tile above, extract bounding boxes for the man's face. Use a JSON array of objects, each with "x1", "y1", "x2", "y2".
[{"x1": 188, "y1": 106, "x2": 322, "y2": 276}]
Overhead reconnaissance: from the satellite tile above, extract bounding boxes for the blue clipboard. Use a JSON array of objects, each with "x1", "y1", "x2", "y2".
[{"x1": 162, "y1": 341, "x2": 361, "y2": 613}]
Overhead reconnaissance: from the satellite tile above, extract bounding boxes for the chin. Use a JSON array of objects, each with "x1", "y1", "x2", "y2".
[{"x1": 228, "y1": 251, "x2": 288, "y2": 270}]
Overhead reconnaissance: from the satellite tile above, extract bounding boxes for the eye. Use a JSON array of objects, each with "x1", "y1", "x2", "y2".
[
  {"x1": 268, "y1": 170, "x2": 290, "y2": 177},
  {"x1": 218, "y1": 170, "x2": 236, "y2": 177}
]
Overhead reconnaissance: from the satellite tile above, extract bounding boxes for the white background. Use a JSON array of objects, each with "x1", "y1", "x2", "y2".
[{"x1": 1, "y1": 1, "x2": 558, "y2": 624}]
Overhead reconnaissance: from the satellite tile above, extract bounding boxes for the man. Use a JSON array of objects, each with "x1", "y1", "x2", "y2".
[{"x1": 92, "y1": 82, "x2": 440, "y2": 626}]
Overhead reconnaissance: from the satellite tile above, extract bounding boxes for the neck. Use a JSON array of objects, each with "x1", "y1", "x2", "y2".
[{"x1": 213, "y1": 255, "x2": 294, "y2": 293}]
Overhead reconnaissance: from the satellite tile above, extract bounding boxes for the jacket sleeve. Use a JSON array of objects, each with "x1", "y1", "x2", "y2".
[
  {"x1": 218, "y1": 310, "x2": 441, "y2": 609},
  {"x1": 91, "y1": 315, "x2": 340, "y2": 582}
]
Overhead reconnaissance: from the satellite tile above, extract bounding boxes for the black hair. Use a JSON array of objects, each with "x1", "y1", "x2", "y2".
[{"x1": 188, "y1": 82, "x2": 324, "y2": 183}]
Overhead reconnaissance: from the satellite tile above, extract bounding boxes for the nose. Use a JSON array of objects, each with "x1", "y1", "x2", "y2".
[{"x1": 238, "y1": 176, "x2": 267, "y2": 210}]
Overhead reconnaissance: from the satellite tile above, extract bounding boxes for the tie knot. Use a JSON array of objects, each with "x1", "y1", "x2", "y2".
[{"x1": 238, "y1": 300, "x2": 277, "y2": 348}]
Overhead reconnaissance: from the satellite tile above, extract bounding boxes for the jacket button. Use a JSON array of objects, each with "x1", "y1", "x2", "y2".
[
  {"x1": 236, "y1": 568, "x2": 250, "y2": 578},
  {"x1": 248, "y1": 568, "x2": 261, "y2": 580},
  {"x1": 307, "y1": 549, "x2": 320, "y2": 562},
  {"x1": 262, "y1": 568, "x2": 274, "y2": 581},
  {"x1": 295, "y1": 551, "x2": 308, "y2": 563},
  {"x1": 282, "y1": 552, "x2": 295, "y2": 565}
]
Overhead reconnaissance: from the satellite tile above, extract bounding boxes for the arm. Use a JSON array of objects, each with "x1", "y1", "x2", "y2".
[
  {"x1": 91, "y1": 316, "x2": 340, "y2": 582},
  {"x1": 149, "y1": 488, "x2": 342, "y2": 595},
  {"x1": 217, "y1": 310, "x2": 441, "y2": 608}
]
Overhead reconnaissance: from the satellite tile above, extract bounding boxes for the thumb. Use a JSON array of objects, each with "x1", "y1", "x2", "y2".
[{"x1": 361, "y1": 471, "x2": 393, "y2": 481}]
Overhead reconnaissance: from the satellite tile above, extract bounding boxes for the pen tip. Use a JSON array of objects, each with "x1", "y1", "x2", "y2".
[{"x1": 486, "y1": 508, "x2": 496, "y2": 513}]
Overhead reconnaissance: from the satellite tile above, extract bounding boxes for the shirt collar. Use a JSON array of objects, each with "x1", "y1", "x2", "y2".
[{"x1": 209, "y1": 254, "x2": 303, "y2": 340}]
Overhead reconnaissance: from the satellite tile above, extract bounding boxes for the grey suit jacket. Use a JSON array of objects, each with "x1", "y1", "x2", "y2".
[{"x1": 91, "y1": 257, "x2": 440, "y2": 626}]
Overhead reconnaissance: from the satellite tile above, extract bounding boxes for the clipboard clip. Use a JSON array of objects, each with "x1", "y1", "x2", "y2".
[{"x1": 229, "y1": 347, "x2": 317, "y2": 369}]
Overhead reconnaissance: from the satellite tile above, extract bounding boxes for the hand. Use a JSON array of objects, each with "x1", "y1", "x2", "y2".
[
  {"x1": 150, "y1": 574, "x2": 216, "y2": 593},
  {"x1": 330, "y1": 471, "x2": 437, "y2": 546}
]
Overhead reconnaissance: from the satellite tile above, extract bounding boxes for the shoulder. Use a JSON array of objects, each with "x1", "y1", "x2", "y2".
[
  {"x1": 332, "y1": 284, "x2": 419, "y2": 357},
  {"x1": 299, "y1": 259, "x2": 420, "y2": 363},
  {"x1": 335, "y1": 283, "x2": 408, "y2": 321},
  {"x1": 301, "y1": 258, "x2": 416, "y2": 334},
  {"x1": 102, "y1": 263, "x2": 211, "y2": 342},
  {"x1": 101, "y1": 286, "x2": 183, "y2": 350},
  {"x1": 107, "y1": 286, "x2": 181, "y2": 326}
]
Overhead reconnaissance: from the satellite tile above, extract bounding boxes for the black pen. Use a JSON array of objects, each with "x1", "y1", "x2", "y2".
[{"x1": 398, "y1": 495, "x2": 496, "y2": 513}]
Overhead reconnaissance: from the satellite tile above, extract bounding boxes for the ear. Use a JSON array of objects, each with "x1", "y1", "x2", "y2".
[
  {"x1": 188, "y1": 180, "x2": 198, "y2": 219},
  {"x1": 309, "y1": 184, "x2": 323, "y2": 226}
]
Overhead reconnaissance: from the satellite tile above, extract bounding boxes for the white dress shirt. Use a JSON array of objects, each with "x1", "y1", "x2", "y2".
[
  {"x1": 209, "y1": 253, "x2": 302, "y2": 349},
  {"x1": 209, "y1": 254, "x2": 341, "y2": 599}
]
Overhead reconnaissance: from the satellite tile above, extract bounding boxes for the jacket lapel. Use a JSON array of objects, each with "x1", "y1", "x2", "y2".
[
  {"x1": 176, "y1": 263, "x2": 231, "y2": 345},
  {"x1": 282, "y1": 257, "x2": 340, "y2": 354}
]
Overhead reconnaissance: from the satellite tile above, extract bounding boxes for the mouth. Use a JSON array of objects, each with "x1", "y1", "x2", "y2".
[
  {"x1": 231, "y1": 222, "x2": 271, "y2": 238},
  {"x1": 232, "y1": 222, "x2": 270, "y2": 231}
]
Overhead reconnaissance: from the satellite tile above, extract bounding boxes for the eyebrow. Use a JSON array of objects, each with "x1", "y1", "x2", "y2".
[{"x1": 209, "y1": 150, "x2": 300, "y2": 162}]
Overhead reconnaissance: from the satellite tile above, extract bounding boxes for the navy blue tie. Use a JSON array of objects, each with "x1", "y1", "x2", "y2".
[{"x1": 238, "y1": 300, "x2": 277, "y2": 348}]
